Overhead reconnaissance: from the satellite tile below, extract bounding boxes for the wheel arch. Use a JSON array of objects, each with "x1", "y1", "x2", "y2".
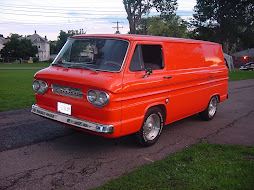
[
  {"x1": 145, "y1": 104, "x2": 166, "y2": 124},
  {"x1": 210, "y1": 93, "x2": 220, "y2": 102}
]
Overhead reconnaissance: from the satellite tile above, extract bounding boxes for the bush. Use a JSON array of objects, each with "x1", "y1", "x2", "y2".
[
  {"x1": 33, "y1": 57, "x2": 39, "y2": 63},
  {"x1": 48, "y1": 58, "x2": 54, "y2": 63}
]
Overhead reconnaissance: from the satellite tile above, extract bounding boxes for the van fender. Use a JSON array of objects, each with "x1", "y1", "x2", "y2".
[
  {"x1": 143, "y1": 103, "x2": 167, "y2": 126},
  {"x1": 209, "y1": 93, "x2": 220, "y2": 103}
]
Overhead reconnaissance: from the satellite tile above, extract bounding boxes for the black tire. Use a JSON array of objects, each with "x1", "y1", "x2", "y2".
[
  {"x1": 136, "y1": 107, "x2": 164, "y2": 147},
  {"x1": 200, "y1": 96, "x2": 218, "y2": 121}
]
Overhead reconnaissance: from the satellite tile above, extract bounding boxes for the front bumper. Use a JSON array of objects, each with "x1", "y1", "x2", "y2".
[{"x1": 31, "y1": 105, "x2": 114, "y2": 134}]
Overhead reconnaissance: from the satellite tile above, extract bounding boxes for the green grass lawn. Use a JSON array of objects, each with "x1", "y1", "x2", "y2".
[
  {"x1": 94, "y1": 143, "x2": 254, "y2": 190},
  {"x1": 229, "y1": 70, "x2": 254, "y2": 81},
  {"x1": 0, "y1": 62, "x2": 51, "y2": 67},
  {"x1": 0, "y1": 69, "x2": 41, "y2": 111}
]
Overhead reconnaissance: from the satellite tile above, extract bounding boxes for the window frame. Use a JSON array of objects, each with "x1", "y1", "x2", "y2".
[{"x1": 129, "y1": 43, "x2": 165, "y2": 72}]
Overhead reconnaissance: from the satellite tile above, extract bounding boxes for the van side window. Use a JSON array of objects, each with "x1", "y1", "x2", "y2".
[
  {"x1": 129, "y1": 45, "x2": 163, "y2": 71},
  {"x1": 129, "y1": 46, "x2": 144, "y2": 71}
]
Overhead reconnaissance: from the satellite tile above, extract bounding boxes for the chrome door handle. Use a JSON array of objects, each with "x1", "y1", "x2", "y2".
[{"x1": 164, "y1": 76, "x2": 173, "y2": 79}]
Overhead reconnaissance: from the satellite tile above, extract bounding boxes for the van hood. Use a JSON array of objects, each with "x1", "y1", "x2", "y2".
[{"x1": 34, "y1": 66, "x2": 123, "y2": 93}]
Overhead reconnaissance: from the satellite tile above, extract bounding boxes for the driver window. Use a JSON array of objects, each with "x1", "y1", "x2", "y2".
[{"x1": 129, "y1": 44, "x2": 164, "y2": 71}]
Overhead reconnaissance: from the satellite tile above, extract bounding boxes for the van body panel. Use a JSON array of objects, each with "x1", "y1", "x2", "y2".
[{"x1": 202, "y1": 44, "x2": 229, "y2": 102}]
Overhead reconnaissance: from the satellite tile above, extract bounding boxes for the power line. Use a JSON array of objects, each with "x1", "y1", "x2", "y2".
[
  {"x1": 0, "y1": 3, "x2": 124, "y2": 12},
  {"x1": 1, "y1": 7, "x2": 125, "y2": 15},
  {"x1": 0, "y1": 17, "x2": 128, "y2": 25},
  {"x1": 0, "y1": 6, "x2": 125, "y2": 14},
  {"x1": 0, "y1": 12, "x2": 127, "y2": 19}
]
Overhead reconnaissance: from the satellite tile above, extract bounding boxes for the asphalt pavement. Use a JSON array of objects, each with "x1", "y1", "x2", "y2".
[{"x1": 0, "y1": 79, "x2": 254, "y2": 190}]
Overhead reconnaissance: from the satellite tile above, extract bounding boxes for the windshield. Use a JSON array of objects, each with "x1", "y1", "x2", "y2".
[{"x1": 52, "y1": 38, "x2": 129, "y2": 72}]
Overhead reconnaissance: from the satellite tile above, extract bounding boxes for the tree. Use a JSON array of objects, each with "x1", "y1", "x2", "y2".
[
  {"x1": 50, "y1": 41, "x2": 58, "y2": 55},
  {"x1": 123, "y1": 0, "x2": 178, "y2": 34},
  {"x1": 137, "y1": 15, "x2": 189, "y2": 38},
  {"x1": 20, "y1": 38, "x2": 38, "y2": 59},
  {"x1": 56, "y1": 29, "x2": 86, "y2": 52},
  {"x1": 192, "y1": 0, "x2": 254, "y2": 54},
  {"x1": 0, "y1": 34, "x2": 38, "y2": 60}
]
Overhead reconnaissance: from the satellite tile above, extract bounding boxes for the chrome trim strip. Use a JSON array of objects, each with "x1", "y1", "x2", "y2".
[{"x1": 31, "y1": 105, "x2": 114, "y2": 134}]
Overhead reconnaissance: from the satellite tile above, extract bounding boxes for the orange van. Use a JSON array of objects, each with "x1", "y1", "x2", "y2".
[{"x1": 31, "y1": 34, "x2": 228, "y2": 146}]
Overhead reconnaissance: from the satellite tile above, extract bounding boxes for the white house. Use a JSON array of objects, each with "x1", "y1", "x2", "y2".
[
  {"x1": 0, "y1": 37, "x2": 9, "y2": 51},
  {"x1": 25, "y1": 31, "x2": 50, "y2": 61},
  {"x1": 0, "y1": 42, "x2": 4, "y2": 51}
]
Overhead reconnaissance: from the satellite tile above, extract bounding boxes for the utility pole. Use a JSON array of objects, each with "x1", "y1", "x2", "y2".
[{"x1": 112, "y1": 21, "x2": 123, "y2": 34}]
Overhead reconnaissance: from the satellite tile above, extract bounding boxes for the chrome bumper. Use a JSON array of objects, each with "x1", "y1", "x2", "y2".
[{"x1": 31, "y1": 105, "x2": 114, "y2": 134}]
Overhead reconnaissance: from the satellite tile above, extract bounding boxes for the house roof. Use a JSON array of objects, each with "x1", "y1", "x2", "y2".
[
  {"x1": 26, "y1": 33, "x2": 48, "y2": 43},
  {"x1": 0, "y1": 37, "x2": 9, "y2": 45},
  {"x1": 19, "y1": 31, "x2": 49, "y2": 44},
  {"x1": 70, "y1": 34, "x2": 219, "y2": 45},
  {"x1": 232, "y1": 48, "x2": 254, "y2": 57}
]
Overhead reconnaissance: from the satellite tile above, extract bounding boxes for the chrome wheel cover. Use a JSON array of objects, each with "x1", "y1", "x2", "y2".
[
  {"x1": 143, "y1": 113, "x2": 161, "y2": 141},
  {"x1": 208, "y1": 97, "x2": 217, "y2": 117}
]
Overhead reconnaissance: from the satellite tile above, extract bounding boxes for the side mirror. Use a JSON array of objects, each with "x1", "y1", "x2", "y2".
[
  {"x1": 142, "y1": 68, "x2": 153, "y2": 78},
  {"x1": 145, "y1": 68, "x2": 153, "y2": 75}
]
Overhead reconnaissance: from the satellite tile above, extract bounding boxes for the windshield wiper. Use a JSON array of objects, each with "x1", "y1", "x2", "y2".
[
  {"x1": 52, "y1": 63, "x2": 98, "y2": 73},
  {"x1": 70, "y1": 65, "x2": 98, "y2": 73},
  {"x1": 52, "y1": 63, "x2": 70, "y2": 69}
]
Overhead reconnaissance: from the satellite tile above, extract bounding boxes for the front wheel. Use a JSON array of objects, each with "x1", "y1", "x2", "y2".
[
  {"x1": 200, "y1": 96, "x2": 218, "y2": 121},
  {"x1": 136, "y1": 107, "x2": 164, "y2": 147}
]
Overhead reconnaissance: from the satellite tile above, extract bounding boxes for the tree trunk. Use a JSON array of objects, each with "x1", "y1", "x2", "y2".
[
  {"x1": 123, "y1": 0, "x2": 149, "y2": 34},
  {"x1": 222, "y1": 41, "x2": 229, "y2": 54},
  {"x1": 128, "y1": 16, "x2": 136, "y2": 34}
]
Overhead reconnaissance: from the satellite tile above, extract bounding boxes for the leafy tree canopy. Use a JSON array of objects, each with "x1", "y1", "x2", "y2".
[
  {"x1": 55, "y1": 29, "x2": 85, "y2": 53},
  {"x1": 136, "y1": 15, "x2": 189, "y2": 38},
  {"x1": 0, "y1": 34, "x2": 38, "y2": 60},
  {"x1": 123, "y1": 0, "x2": 178, "y2": 34},
  {"x1": 192, "y1": 0, "x2": 254, "y2": 54}
]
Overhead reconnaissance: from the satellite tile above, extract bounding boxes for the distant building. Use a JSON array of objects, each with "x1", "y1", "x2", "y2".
[
  {"x1": 0, "y1": 41, "x2": 4, "y2": 51},
  {"x1": 232, "y1": 48, "x2": 254, "y2": 67},
  {"x1": 21, "y1": 31, "x2": 50, "y2": 61},
  {"x1": 27, "y1": 31, "x2": 50, "y2": 61},
  {"x1": 0, "y1": 37, "x2": 9, "y2": 51}
]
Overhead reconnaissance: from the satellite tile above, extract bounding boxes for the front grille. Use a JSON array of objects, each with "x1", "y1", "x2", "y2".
[{"x1": 51, "y1": 84, "x2": 84, "y2": 99}]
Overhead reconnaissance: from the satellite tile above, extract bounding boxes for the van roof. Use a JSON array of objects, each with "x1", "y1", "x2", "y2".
[{"x1": 70, "y1": 34, "x2": 219, "y2": 45}]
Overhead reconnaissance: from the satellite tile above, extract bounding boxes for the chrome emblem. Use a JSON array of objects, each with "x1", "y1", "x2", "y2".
[{"x1": 52, "y1": 84, "x2": 83, "y2": 99}]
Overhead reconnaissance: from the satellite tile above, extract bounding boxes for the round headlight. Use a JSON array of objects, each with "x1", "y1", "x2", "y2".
[
  {"x1": 33, "y1": 80, "x2": 40, "y2": 91},
  {"x1": 38, "y1": 81, "x2": 48, "y2": 94},
  {"x1": 40, "y1": 81, "x2": 48, "y2": 91},
  {"x1": 37, "y1": 81, "x2": 48, "y2": 95},
  {"x1": 87, "y1": 90, "x2": 97, "y2": 102},
  {"x1": 99, "y1": 92, "x2": 109, "y2": 105}
]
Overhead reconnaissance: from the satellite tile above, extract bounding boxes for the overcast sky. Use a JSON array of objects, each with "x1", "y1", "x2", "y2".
[{"x1": 0, "y1": 0, "x2": 196, "y2": 41}]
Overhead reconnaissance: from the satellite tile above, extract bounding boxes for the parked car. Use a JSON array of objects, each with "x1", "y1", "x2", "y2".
[
  {"x1": 31, "y1": 34, "x2": 228, "y2": 146},
  {"x1": 239, "y1": 62, "x2": 254, "y2": 71}
]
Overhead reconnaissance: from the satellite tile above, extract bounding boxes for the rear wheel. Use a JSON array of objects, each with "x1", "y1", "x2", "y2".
[
  {"x1": 136, "y1": 107, "x2": 164, "y2": 147},
  {"x1": 200, "y1": 96, "x2": 218, "y2": 121}
]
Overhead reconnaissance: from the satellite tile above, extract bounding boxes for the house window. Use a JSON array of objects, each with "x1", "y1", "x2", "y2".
[{"x1": 129, "y1": 44, "x2": 164, "y2": 71}]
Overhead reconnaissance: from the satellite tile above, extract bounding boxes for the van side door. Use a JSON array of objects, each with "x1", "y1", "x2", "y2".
[{"x1": 121, "y1": 42, "x2": 172, "y2": 135}]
